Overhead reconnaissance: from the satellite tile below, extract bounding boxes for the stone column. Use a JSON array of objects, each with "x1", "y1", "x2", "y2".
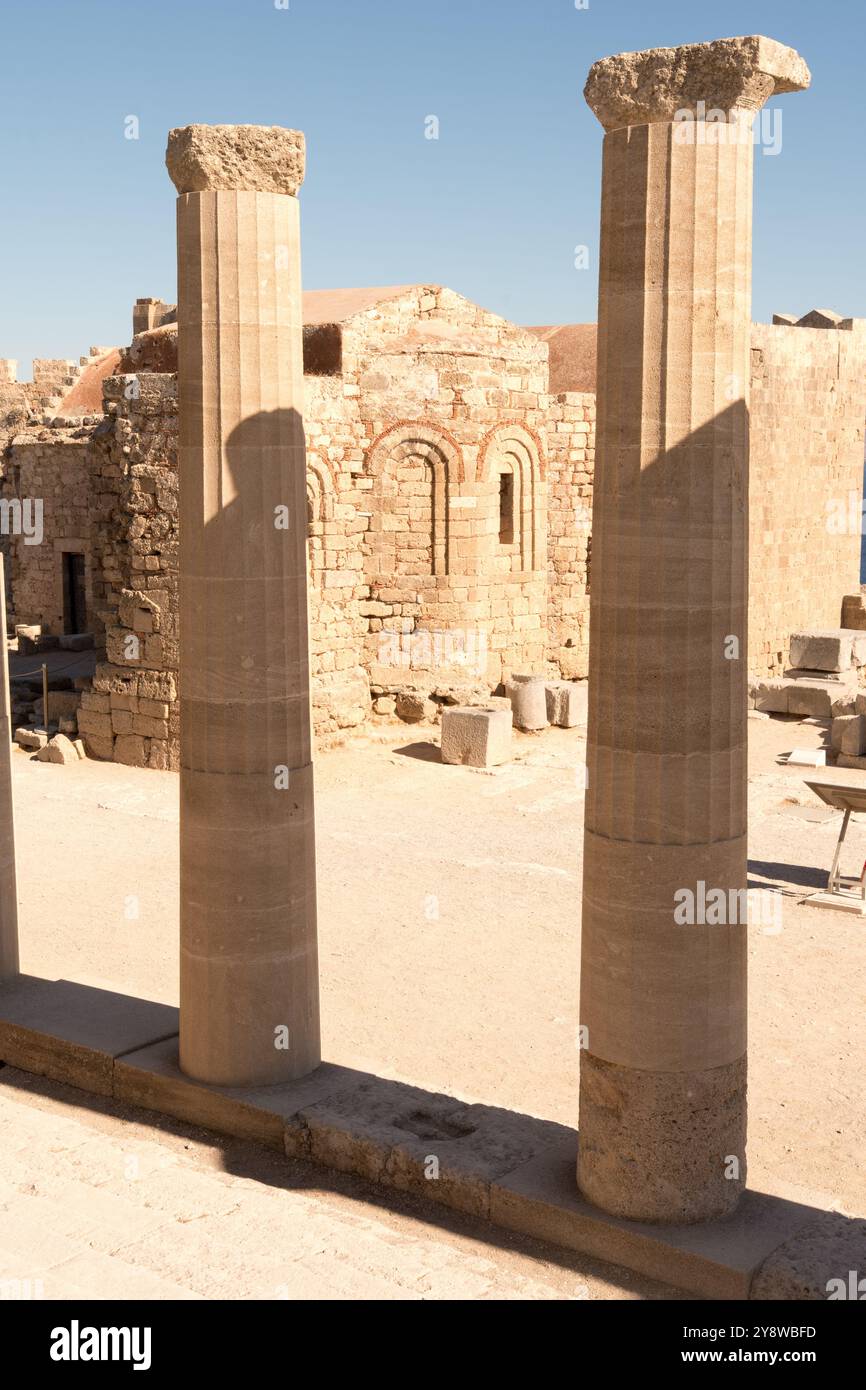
[
  {"x1": 577, "y1": 38, "x2": 809, "y2": 1222},
  {"x1": 168, "y1": 124, "x2": 320, "y2": 1086},
  {"x1": 0, "y1": 553, "x2": 19, "y2": 980}
]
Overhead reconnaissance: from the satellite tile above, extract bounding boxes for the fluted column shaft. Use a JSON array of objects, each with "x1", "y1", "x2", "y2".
[
  {"x1": 578, "y1": 117, "x2": 751, "y2": 1221},
  {"x1": 172, "y1": 126, "x2": 319, "y2": 1086},
  {"x1": 577, "y1": 35, "x2": 809, "y2": 1222}
]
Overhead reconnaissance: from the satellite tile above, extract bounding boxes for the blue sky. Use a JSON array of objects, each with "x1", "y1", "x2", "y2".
[{"x1": 1, "y1": 0, "x2": 862, "y2": 375}]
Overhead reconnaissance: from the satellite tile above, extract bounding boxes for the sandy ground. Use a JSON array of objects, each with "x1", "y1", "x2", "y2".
[{"x1": 2, "y1": 710, "x2": 864, "y2": 1297}]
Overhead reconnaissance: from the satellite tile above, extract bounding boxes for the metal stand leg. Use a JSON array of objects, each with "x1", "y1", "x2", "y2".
[{"x1": 828, "y1": 808, "x2": 851, "y2": 894}]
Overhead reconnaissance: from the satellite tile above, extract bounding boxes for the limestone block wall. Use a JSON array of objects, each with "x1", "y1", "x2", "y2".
[
  {"x1": 303, "y1": 286, "x2": 554, "y2": 733},
  {"x1": 76, "y1": 374, "x2": 179, "y2": 768},
  {"x1": 545, "y1": 391, "x2": 596, "y2": 678},
  {"x1": 748, "y1": 322, "x2": 866, "y2": 675},
  {"x1": 1, "y1": 431, "x2": 116, "y2": 637}
]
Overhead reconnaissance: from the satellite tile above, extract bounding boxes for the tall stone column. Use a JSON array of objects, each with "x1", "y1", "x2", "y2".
[
  {"x1": 168, "y1": 124, "x2": 320, "y2": 1086},
  {"x1": 577, "y1": 38, "x2": 809, "y2": 1221},
  {"x1": 0, "y1": 553, "x2": 19, "y2": 980}
]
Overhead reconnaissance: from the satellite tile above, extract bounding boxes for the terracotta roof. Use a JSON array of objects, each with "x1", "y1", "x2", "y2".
[
  {"x1": 55, "y1": 349, "x2": 122, "y2": 416},
  {"x1": 526, "y1": 323, "x2": 597, "y2": 394},
  {"x1": 302, "y1": 286, "x2": 419, "y2": 325}
]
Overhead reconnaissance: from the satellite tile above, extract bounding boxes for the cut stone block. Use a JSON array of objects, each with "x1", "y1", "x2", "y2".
[
  {"x1": 58, "y1": 633, "x2": 94, "y2": 652},
  {"x1": 491, "y1": 1137, "x2": 826, "y2": 1301},
  {"x1": 293, "y1": 1076, "x2": 574, "y2": 1220},
  {"x1": 0, "y1": 975, "x2": 178, "y2": 1096},
  {"x1": 166, "y1": 123, "x2": 306, "y2": 196},
  {"x1": 786, "y1": 749, "x2": 826, "y2": 767},
  {"x1": 544, "y1": 680, "x2": 588, "y2": 727},
  {"x1": 395, "y1": 691, "x2": 436, "y2": 723},
  {"x1": 841, "y1": 594, "x2": 866, "y2": 631},
  {"x1": 115, "y1": 1037, "x2": 355, "y2": 1150},
  {"x1": 789, "y1": 630, "x2": 854, "y2": 673},
  {"x1": 750, "y1": 679, "x2": 788, "y2": 713},
  {"x1": 835, "y1": 754, "x2": 866, "y2": 771},
  {"x1": 440, "y1": 706, "x2": 512, "y2": 767},
  {"x1": 36, "y1": 734, "x2": 79, "y2": 766},
  {"x1": 830, "y1": 714, "x2": 865, "y2": 757},
  {"x1": 751, "y1": 1212, "x2": 866, "y2": 1300},
  {"x1": 785, "y1": 681, "x2": 838, "y2": 718},
  {"x1": 505, "y1": 675, "x2": 548, "y2": 731},
  {"x1": 14, "y1": 727, "x2": 47, "y2": 751}
]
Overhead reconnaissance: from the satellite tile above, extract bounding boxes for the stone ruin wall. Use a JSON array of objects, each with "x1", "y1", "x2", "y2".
[
  {"x1": 3, "y1": 295, "x2": 865, "y2": 767},
  {"x1": 749, "y1": 321, "x2": 866, "y2": 676}
]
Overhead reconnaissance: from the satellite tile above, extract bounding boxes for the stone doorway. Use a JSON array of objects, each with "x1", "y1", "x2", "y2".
[{"x1": 61, "y1": 551, "x2": 86, "y2": 634}]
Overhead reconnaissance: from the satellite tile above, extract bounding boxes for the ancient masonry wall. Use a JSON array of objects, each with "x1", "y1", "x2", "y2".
[
  {"x1": 748, "y1": 322, "x2": 866, "y2": 676},
  {"x1": 544, "y1": 391, "x2": 595, "y2": 679},
  {"x1": 4, "y1": 298, "x2": 864, "y2": 766}
]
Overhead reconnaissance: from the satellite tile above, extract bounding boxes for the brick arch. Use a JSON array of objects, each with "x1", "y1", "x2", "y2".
[
  {"x1": 366, "y1": 422, "x2": 464, "y2": 577},
  {"x1": 478, "y1": 423, "x2": 545, "y2": 571},
  {"x1": 305, "y1": 456, "x2": 338, "y2": 585},
  {"x1": 306, "y1": 455, "x2": 338, "y2": 524}
]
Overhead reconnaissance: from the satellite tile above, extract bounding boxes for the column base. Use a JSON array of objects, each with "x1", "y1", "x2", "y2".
[{"x1": 577, "y1": 1052, "x2": 747, "y2": 1223}]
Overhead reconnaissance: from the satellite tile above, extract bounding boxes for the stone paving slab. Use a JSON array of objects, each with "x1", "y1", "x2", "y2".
[
  {"x1": 292, "y1": 1075, "x2": 575, "y2": 1219},
  {"x1": 0, "y1": 975, "x2": 178, "y2": 1096},
  {"x1": 114, "y1": 1036, "x2": 358, "y2": 1149},
  {"x1": 490, "y1": 1137, "x2": 823, "y2": 1300}
]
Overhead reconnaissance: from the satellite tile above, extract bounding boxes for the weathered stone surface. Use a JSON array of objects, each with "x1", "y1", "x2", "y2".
[
  {"x1": 751, "y1": 1213, "x2": 866, "y2": 1300},
  {"x1": 578, "y1": 1053, "x2": 747, "y2": 1223},
  {"x1": 789, "y1": 629, "x2": 853, "y2": 673},
  {"x1": 841, "y1": 593, "x2": 866, "y2": 631},
  {"x1": 166, "y1": 124, "x2": 305, "y2": 195},
  {"x1": 750, "y1": 678, "x2": 788, "y2": 713},
  {"x1": 14, "y1": 727, "x2": 48, "y2": 751},
  {"x1": 545, "y1": 679, "x2": 587, "y2": 727},
  {"x1": 830, "y1": 714, "x2": 865, "y2": 757},
  {"x1": 36, "y1": 734, "x2": 79, "y2": 766},
  {"x1": 505, "y1": 675, "x2": 548, "y2": 731},
  {"x1": 786, "y1": 681, "x2": 836, "y2": 718},
  {"x1": 34, "y1": 691, "x2": 80, "y2": 724},
  {"x1": 395, "y1": 691, "x2": 436, "y2": 723},
  {"x1": 585, "y1": 35, "x2": 810, "y2": 132},
  {"x1": 440, "y1": 706, "x2": 512, "y2": 768},
  {"x1": 295, "y1": 1076, "x2": 574, "y2": 1220}
]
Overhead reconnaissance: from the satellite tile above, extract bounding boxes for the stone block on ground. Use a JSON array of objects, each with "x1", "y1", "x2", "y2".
[
  {"x1": 35, "y1": 734, "x2": 79, "y2": 766},
  {"x1": 14, "y1": 727, "x2": 48, "y2": 751},
  {"x1": 830, "y1": 714, "x2": 865, "y2": 757},
  {"x1": 505, "y1": 675, "x2": 548, "y2": 731},
  {"x1": 785, "y1": 681, "x2": 839, "y2": 719},
  {"x1": 750, "y1": 678, "x2": 789, "y2": 713},
  {"x1": 440, "y1": 706, "x2": 512, "y2": 768},
  {"x1": 395, "y1": 691, "x2": 437, "y2": 723},
  {"x1": 786, "y1": 749, "x2": 826, "y2": 767},
  {"x1": 789, "y1": 630, "x2": 854, "y2": 673},
  {"x1": 545, "y1": 680, "x2": 587, "y2": 727}
]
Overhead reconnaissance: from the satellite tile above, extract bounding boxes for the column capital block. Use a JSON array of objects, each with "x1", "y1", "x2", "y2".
[
  {"x1": 584, "y1": 35, "x2": 810, "y2": 131},
  {"x1": 166, "y1": 123, "x2": 305, "y2": 195}
]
